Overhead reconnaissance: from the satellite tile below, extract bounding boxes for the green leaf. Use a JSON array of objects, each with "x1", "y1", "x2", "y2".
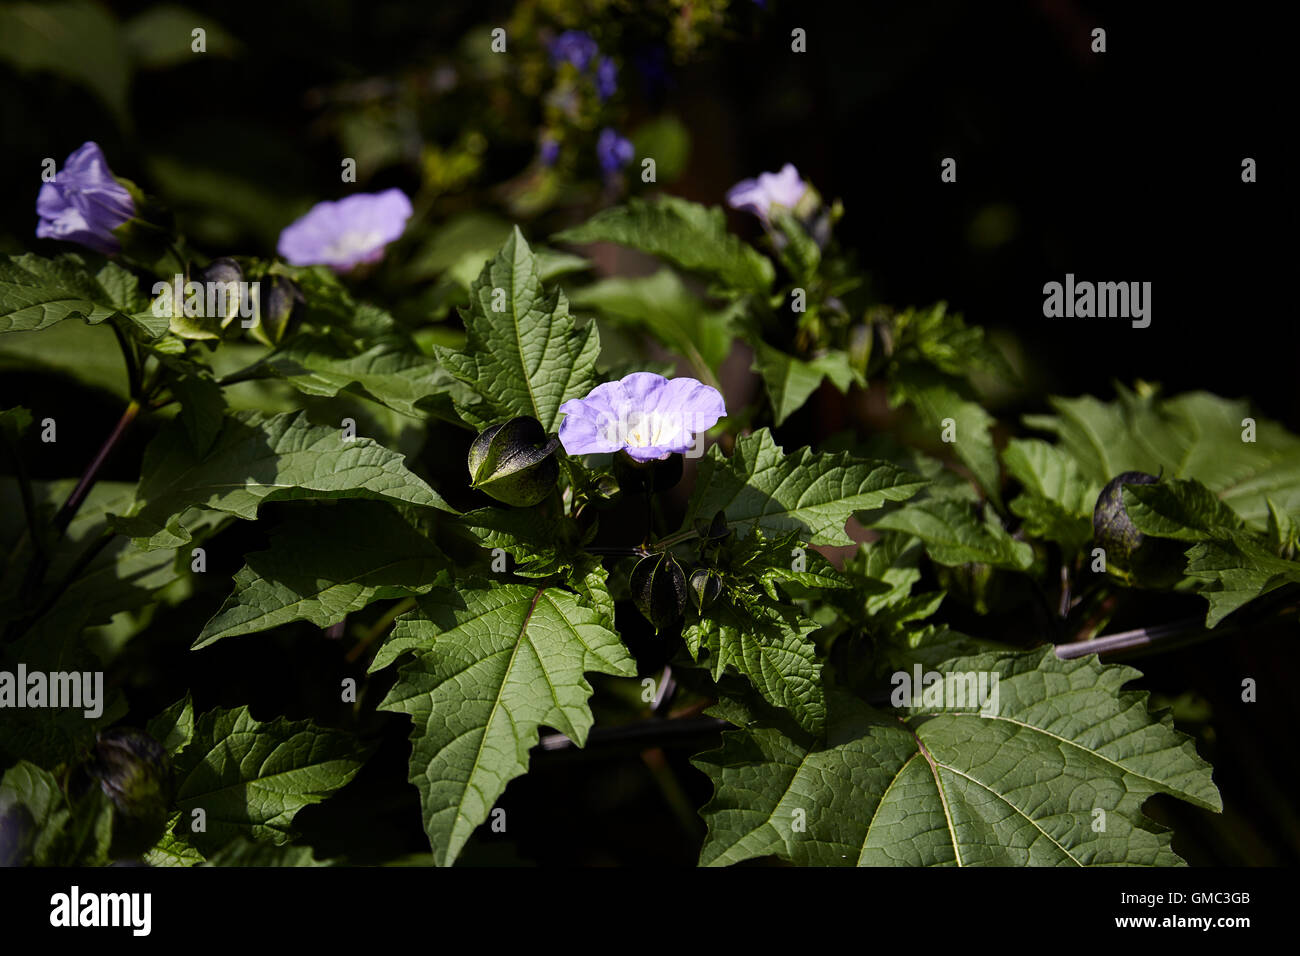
[
  {"x1": 683, "y1": 429, "x2": 926, "y2": 546},
  {"x1": 0, "y1": 405, "x2": 32, "y2": 441},
  {"x1": 202, "y1": 837, "x2": 331, "y2": 867},
  {"x1": 171, "y1": 705, "x2": 365, "y2": 855},
  {"x1": 457, "y1": 507, "x2": 579, "y2": 578},
  {"x1": 0, "y1": 762, "x2": 114, "y2": 865},
  {"x1": 1266, "y1": 499, "x2": 1298, "y2": 558},
  {"x1": 694, "y1": 647, "x2": 1221, "y2": 866},
  {"x1": 769, "y1": 207, "x2": 821, "y2": 281},
  {"x1": 891, "y1": 366, "x2": 1002, "y2": 507},
  {"x1": 870, "y1": 499, "x2": 1034, "y2": 570},
  {"x1": 0, "y1": 320, "x2": 131, "y2": 398},
  {"x1": 124, "y1": 5, "x2": 240, "y2": 68},
  {"x1": 0, "y1": 761, "x2": 66, "y2": 865},
  {"x1": 553, "y1": 196, "x2": 774, "y2": 293},
  {"x1": 1025, "y1": 389, "x2": 1300, "y2": 529},
  {"x1": 195, "y1": 501, "x2": 449, "y2": 648},
  {"x1": 568, "y1": 269, "x2": 736, "y2": 375},
  {"x1": 684, "y1": 592, "x2": 826, "y2": 734},
  {"x1": 1003, "y1": 438, "x2": 1101, "y2": 553},
  {"x1": 1123, "y1": 479, "x2": 1245, "y2": 541},
  {"x1": 110, "y1": 410, "x2": 454, "y2": 550},
  {"x1": 436, "y1": 228, "x2": 600, "y2": 431},
  {"x1": 160, "y1": 359, "x2": 226, "y2": 456},
  {"x1": 144, "y1": 818, "x2": 207, "y2": 867},
  {"x1": 265, "y1": 331, "x2": 464, "y2": 420},
  {"x1": 1182, "y1": 537, "x2": 1300, "y2": 627},
  {"x1": 1121, "y1": 481, "x2": 1300, "y2": 623},
  {"x1": 728, "y1": 528, "x2": 851, "y2": 598},
  {"x1": 0, "y1": 254, "x2": 136, "y2": 333},
  {"x1": 2, "y1": 480, "x2": 201, "y2": 646},
  {"x1": 0, "y1": 1, "x2": 130, "y2": 125},
  {"x1": 376, "y1": 580, "x2": 636, "y2": 866},
  {"x1": 146, "y1": 693, "x2": 195, "y2": 756},
  {"x1": 893, "y1": 302, "x2": 1012, "y2": 381},
  {"x1": 752, "y1": 343, "x2": 855, "y2": 426},
  {"x1": 843, "y1": 533, "x2": 925, "y2": 616},
  {"x1": 629, "y1": 114, "x2": 691, "y2": 183}
]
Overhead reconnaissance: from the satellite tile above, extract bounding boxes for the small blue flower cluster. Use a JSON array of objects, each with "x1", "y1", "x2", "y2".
[{"x1": 546, "y1": 30, "x2": 629, "y2": 175}]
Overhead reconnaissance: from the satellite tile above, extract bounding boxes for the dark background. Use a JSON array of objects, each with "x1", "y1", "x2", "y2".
[
  {"x1": 1, "y1": 0, "x2": 1295, "y2": 866},
  {"x1": 3, "y1": 0, "x2": 1292, "y2": 422}
]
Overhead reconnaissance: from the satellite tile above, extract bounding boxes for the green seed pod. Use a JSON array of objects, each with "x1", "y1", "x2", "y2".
[
  {"x1": 631, "y1": 551, "x2": 687, "y2": 633},
  {"x1": 85, "y1": 728, "x2": 173, "y2": 859},
  {"x1": 1092, "y1": 471, "x2": 1182, "y2": 585},
  {"x1": 688, "y1": 567, "x2": 723, "y2": 613},
  {"x1": 468, "y1": 416, "x2": 560, "y2": 507}
]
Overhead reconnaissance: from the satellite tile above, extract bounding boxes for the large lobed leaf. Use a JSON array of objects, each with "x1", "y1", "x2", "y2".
[
  {"x1": 870, "y1": 498, "x2": 1034, "y2": 571},
  {"x1": 170, "y1": 706, "x2": 365, "y2": 855},
  {"x1": 694, "y1": 647, "x2": 1221, "y2": 867},
  {"x1": 110, "y1": 409, "x2": 453, "y2": 550},
  {"x1": 683, "y1": 429, "x2": 926, "y2": 546},
  {"x1": 1123, "y1": 479, "x2": 1300, "y2": 625},
  {"x1": 436, "y1": 227, "x2": 600, "y2": 431},
  {"x1": 375, "y1": 580, "x2": 636, "y2": 866},
  {"x1": 1025, "y1": 389, "x2": 1300, "y2": 529},
  {"x1": 684, "y1": 593, "x2": 826, "y2": 735},
  {"x1": 0, "y1": 253, "x2": 164, "y2": 338},
  {"x1": 890, "y1": 365, "x2": 1002, "y2": 507},
  {"x1": 1003, "y1": 438, "x2": 1100, "y2": 554},
  {"x1": 752, "y1": 343, "x2": 856, "y2": 427},
  {"x1": 567, "y1": 269, "x2": 739, "y2": 376},
  {"x1": 263, "y1": 328, "x2": 467, "y2": 420},
  {"x1": 553, "y1": 195, "x2": 774, "y2": 293},
  {"x1": 196, "y1": 501, "x2": 449, "y2": 648}
]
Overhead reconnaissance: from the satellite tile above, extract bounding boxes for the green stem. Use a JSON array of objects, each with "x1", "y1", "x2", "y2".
[
  {"x1": 345, "y1": 596, "x2": 418, "y2": 664},
  {"x1": 109, "y1": 321, "x2": 142, "y2": 399},
  {"x1": 652, "y1": 528, "x2": 699, "y2": 550}
]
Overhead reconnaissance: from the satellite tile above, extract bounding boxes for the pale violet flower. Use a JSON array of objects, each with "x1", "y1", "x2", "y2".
[
  {"x1": 726, "y1": 163, "x2": 807, "y2": 221},
  {"x1": 558, "y1": 373, "x2": 726, "y2": 462},
  {"x1": 35, "y1": 142, "x2": 135, "y2": 256},
  {"x1": 277, "y1": 189, "x2": 412, "y2": 271}
]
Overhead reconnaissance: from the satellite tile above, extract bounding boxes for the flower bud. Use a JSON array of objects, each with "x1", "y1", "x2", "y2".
[
  {"x1": 688, "y1": 567, "x2": 723, "y2": 613},
  {"x1": 631, "y1": 551, "x2": 687, "y2": 633},
  {"x1": 468, "y1": 416, "x2": 560, "y2": 507},
  {"x1": 84, "y1": 728, "x2": 173, "y2": 859},
  {"x1": 1092, "y1": 471, "x2": 1181, "y2": 585}
]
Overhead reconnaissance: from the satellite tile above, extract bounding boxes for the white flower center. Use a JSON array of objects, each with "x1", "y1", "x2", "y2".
[
  {"x1": 619, "y1": 410, "x2": 670, "y2": 448},
  {"x1": 321, "y1": 229, "x2": 384, "y2": 262}
]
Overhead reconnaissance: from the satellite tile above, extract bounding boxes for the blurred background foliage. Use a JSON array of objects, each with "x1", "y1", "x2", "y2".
[{"x1": 0, "y1": 0, "x2": 1294, "y2": 865}]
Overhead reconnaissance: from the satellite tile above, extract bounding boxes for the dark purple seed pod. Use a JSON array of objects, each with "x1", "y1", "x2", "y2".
[
  {"x1": 631, "y1": 551, "x2": 687, "y2": 633},
  {"x1": 468, "y1": 416, "x2": 560, "y2": 507}
]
